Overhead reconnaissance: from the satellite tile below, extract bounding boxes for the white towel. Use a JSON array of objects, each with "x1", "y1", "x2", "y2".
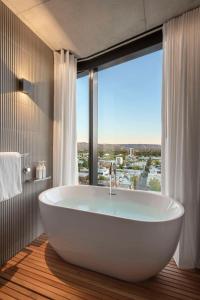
[{"x1": 0, "y1": 152, "x2": 22, "y2": 202}]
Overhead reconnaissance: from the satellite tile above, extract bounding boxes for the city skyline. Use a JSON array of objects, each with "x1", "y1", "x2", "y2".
[{"x1": 77, "y1": 50, "x2": 162, "y2": 144}]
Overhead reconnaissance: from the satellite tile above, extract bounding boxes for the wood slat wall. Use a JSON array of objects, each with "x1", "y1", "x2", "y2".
[{"x1": 0, "y1": 1, "x2": 54, "y2": 266}]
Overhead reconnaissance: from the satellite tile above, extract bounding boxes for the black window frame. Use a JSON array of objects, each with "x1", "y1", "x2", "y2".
[{"x1": 77, "y1": 28, "x2": 162, "y2": 185}]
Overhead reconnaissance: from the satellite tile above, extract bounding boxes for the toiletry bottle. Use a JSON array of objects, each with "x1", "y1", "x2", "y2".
[
  {"x1": 42, "y1": 161, "x2": 46, "y2": 178},
  {"x1": 36, "y1": 161, "x2": 42, "y2": 179}
]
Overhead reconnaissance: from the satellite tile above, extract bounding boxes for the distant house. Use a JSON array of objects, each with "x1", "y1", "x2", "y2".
[
  {"x1": 116, "y1": 156, "x2": 123, "y2": 165},
  {"x1": 98, "y1": 168, "x2": 109, "y2": 176}
]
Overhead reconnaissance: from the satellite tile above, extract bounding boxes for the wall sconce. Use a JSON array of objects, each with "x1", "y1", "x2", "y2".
[{"x1": 19, "y1": 78, "x2": 33, "y2": 95}]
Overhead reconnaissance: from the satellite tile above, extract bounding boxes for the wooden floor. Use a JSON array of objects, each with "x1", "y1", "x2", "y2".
[{"x1": 0, "y1": 235, "x2": 200, "y2": 300}]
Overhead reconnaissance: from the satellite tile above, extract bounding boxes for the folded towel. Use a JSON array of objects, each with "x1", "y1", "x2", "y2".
[{"x1": 0, "y1": 152, "x2": 22, "y2": 202}]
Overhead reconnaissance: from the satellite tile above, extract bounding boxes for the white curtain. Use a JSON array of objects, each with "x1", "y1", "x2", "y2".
[
  {"x1": 53, "y1": 49, "x2": 78, "y2": 186},
  {"x1": 162, "y1": 8, "x2": 200, "y2": 269}
]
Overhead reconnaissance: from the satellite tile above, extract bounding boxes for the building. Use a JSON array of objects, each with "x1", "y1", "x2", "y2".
[
  {"x1": 116, "y1": 156, "x2": 123, "y2": 165},
  {"x1": 129, "y1": 148, "x2": 135, "y2": 156},
  {"x1": 98, "y1": 168, "x2": 109, "y2": 176}
]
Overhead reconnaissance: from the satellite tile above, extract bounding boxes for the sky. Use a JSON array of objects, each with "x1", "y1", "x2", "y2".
[{"x1": 77, "y1": 50, "x2": 162, "y2": 145}]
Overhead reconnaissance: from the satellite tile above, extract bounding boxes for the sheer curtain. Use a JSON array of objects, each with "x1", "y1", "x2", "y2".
[
  {"x1": 162, "y1": 8, "x2": 200, "y2": 268},
  {"x1": 53, "y1": 49, "x2": 78, "y2": 186}
]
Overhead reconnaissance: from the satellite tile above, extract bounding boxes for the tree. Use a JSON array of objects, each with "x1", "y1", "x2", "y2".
[
  {"x1": 82, "y1": 160, "x2": 88, "y2": 169},
  {"x1": 153, "y1": 159, "x2": 161, "y2": 167},
  {"x1": 149, "y1": 178, "x2": 161, "y2": 192},
  {"x1": 131, "y1": 176, "x2": 139, "y2": 190},
  {"x1": 98, "y1": 175, "x2": 107, "y2": 181},
  {"x1": 131, "y1": 165, "x2": 143, "y2": 170},
  {"x1": 118, "y1": 164, "x2": 124, "y2": 169},
  {"x1": 145, "y1": 157, "x2": 152, "y2": 173}
]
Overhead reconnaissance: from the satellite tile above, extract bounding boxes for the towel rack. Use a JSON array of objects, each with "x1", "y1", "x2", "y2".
[
  {"x1": 21, "y1": 153, "x2": 30, "y2": 175},
  {"x1": 21, "y1": 153, "x2": 30, "y2": 174},
  {"x1": 20, "y1": 153, "x2": 29, "y2": 158}
]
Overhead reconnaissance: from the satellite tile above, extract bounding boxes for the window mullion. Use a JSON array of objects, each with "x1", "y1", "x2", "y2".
[{"x1": 89, "y1": 68, "x2": 98, "y2": 185}]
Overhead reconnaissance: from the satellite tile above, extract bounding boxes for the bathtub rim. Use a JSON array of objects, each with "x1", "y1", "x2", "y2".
[{"x1": 39, "y1": 185, "x2": 184, "y2": 224}]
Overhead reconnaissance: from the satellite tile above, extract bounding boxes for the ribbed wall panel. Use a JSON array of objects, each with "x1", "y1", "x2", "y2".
[{"x1": 0, "y1": 1, "x2": 54, "y2": 265}]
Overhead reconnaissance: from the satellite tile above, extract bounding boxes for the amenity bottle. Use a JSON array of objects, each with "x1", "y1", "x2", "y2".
[
  {"x1": 36, "y1": 161, "x2": 43, "y2": 179},
  {"x1": 42, "y1": 161, "x2": 46, "y2": 178}
]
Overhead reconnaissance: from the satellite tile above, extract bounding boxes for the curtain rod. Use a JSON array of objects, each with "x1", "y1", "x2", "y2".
[
  {"x1": 78, "y1": 24, "x2": 163, "y2": 62},
  {"x1": 54, "y1": 49, "x2": 79, "y2": 59}
]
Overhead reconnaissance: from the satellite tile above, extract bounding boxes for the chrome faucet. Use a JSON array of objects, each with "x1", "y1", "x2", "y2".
[{"x1": 109, "y1": 163, "x2": 117, "y2": 195}]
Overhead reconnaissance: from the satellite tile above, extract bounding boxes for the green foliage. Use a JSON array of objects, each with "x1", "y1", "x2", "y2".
[
  {"x1": 149, "y1": 178, "x2": 161, "y2": 192},
  {"x1": 79, "y1": 159, "x2": 88, "y2": 169},
  {"x1": 135, "y1": 149, "x2": 161, "y2": 157},
  {"x1": 118, "y1": 164, "x2": 124, "y2": 169},
  {"x1": 131, "y1": 176, "x2": 139, "y2": 189},
  {"x1": 131, "y1": 165, "x2": 143, "y2": 170},
  {"x1": 98, "y1": 175, "x2": 107, "y2": 181},
  {"x1": 152, "y1": 159, "x2": 161, "y2": 167},
  {"x1": 145, "y1": 157, "x2": 152, "y2": 173},
  {"x1": 126, "y1": 165, "x2": 143, "y2": 170}
]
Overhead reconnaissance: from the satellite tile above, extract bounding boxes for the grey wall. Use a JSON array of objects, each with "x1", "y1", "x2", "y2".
[{"x1": 0, "y1": 1, "x2": 54, "y2": 265}]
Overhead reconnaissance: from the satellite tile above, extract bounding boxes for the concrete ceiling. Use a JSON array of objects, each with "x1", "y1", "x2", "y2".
[{"x1": 2, "y1": 0, "x2": 200, "y2": 58}]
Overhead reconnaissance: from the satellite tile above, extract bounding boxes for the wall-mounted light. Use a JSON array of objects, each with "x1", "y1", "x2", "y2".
[{"x1": 19, "y1": 78, "x2": 33, "y2": 95}]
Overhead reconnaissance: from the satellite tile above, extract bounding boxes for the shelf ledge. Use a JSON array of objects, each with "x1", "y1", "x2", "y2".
[
  {"x1": 34, "y1": 176, "x2": 52, "y2": 182},
  {"x1": 25, "y1": 176, "x2": 52, "y2": 183}
]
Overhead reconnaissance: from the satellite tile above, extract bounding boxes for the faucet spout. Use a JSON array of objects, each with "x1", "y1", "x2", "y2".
[{"x1": 109, "y1": 163, "x2": 117, "y2": 196}]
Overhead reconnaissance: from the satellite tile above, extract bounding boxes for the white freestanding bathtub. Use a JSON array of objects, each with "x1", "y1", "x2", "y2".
[{"x1": 39, "y1": 185, "x2": 184, "y2": 282}]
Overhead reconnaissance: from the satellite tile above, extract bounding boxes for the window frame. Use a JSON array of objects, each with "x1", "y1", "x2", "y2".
[{"x1": 77, "y1": 28, "x2": 162, "y2": 186}]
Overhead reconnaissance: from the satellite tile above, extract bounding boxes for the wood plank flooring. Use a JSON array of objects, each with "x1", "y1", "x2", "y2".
[{"x1": 0, "y1": 234, "x2": 200, "y2": 300}]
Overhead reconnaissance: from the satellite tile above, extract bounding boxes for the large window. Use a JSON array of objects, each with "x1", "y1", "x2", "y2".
[{"x1": 77, "y1": 49, "x2": 162, "y2": 192}]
